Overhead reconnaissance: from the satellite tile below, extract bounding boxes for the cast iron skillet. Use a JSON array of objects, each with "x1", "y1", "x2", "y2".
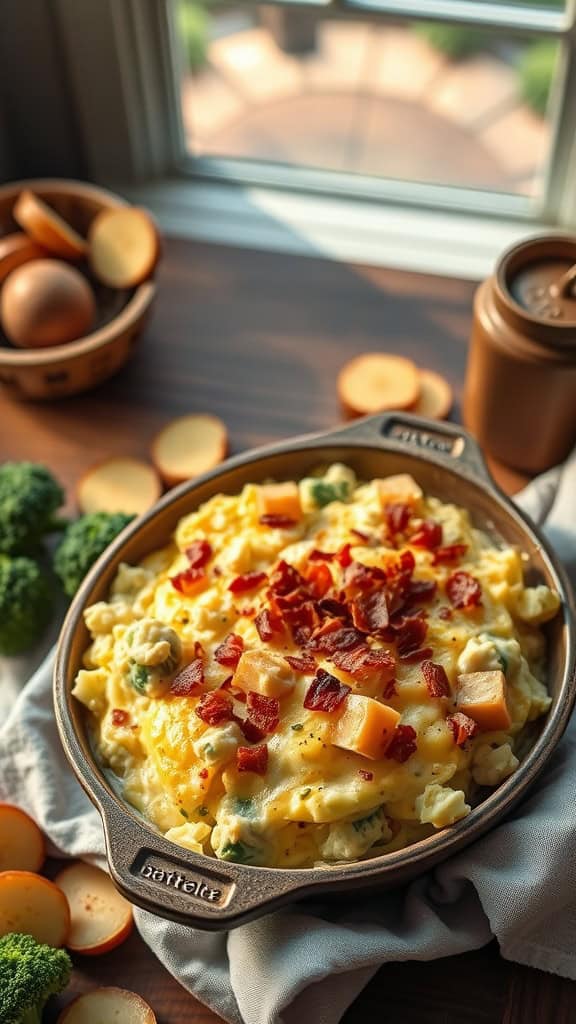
[{"x1": 54, "y1": 413, "x2": 576, "y2": 930}]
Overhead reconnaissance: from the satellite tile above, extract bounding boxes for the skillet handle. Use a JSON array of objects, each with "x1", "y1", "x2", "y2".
[
  {"x1": 101, "y1": 803, "x2": 307, "y2": 930},
  {"x1": 330, "y1": 412, "x2": 495, "y2": 486}
]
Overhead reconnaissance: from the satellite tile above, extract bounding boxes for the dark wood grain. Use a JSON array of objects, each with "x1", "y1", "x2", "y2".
[{"x1": 1, "y1": 237, "x2": 560, "y2": 1024}]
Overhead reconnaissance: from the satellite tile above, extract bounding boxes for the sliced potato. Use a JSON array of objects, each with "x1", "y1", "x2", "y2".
[
  {"x1": 13, "y1": 190, "x2": 87, "y2": 259},
  {"x1": 0, "y1": 870, "x2": 70, "y2": 946},
  {"x1": 57, "y1": 988, "x2": 157, "y2": 1024},
  {"x1": 0, "y1": 232, "x2": 47, "y2": 284},
  {"x1": 413, "y1": 368, "x2": 453, "y2": 420},
  {"x1": 338, "y1": 353, "x2": 420, "y2": 418},
  {"x1": 89, "y1": 207, "x2": 160, "y2": 288},
  {"x1": 54, "y1": 862, "x2": 133, "y2": 955},
  {"x1": 151, "y1": 413, "x2": 228, "y2": 487},
  {"x1": 77, "y1": 457, "x2": 161, "y2": 516},
  {"x1": 0, "y1": 804, "x2": 45, "y2": 873}
]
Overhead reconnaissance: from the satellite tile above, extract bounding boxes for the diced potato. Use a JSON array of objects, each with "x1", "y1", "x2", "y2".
[
  {"x1": 72, "y1": 668, "x2": 108, "y2": 714},
  {"x1": 472, "y1": 742, "x2": 519, "y2": 786},
  {"x1": 233, "y1": 650, "x2": 295, "y2": 698},
  {"x1": 258, "y1": 482, "x2": 302, "y2": 521},
  {"x1": 456, "y1": 670, "x2": 511, "y2": 731},
  {"x1": 514, "y1": 585, "x2": 561, "y2": 625},
  {"x1": 415, "y1": 784, "x2": 470, "y2": 827},
  {"x1": 164, "y1": 820, "x2": 211, "y2": 854},
  {"x1": 376, "y1": 474, "x2": 422, "y2": 508},
  {"x1": 332, "y1": 694, "x2": 400, "y2": 760}
]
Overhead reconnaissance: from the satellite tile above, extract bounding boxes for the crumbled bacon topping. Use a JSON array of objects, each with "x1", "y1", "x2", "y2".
[
  {"x1": 195, "y1": 690, "x2": 234, "y2": 726},
  {"x1": 446, "y1": 571, "x2": 482, "y2": 609},
  {"x1": 170, "y1": 658, "x2": 204, "y2": 696},
  {"x1": 111, "y1": 708, "x2": 129, "y2": 727},
  {"x1": 307, "y1": 619, "x2": 363, "y2": 655},
  {"x1": 410, "y1": 520, "x2": 442, "y2": 550},
  {"x1": 284, "y1": 653, "x2": 317, "y2": 674},
  {"x1": 246, "y1": 692, "x2": 280, "y2": 734},
  {"x1": 422, "y1": 660, "x2": 450, "y2": 698},
  {"x1": 259, "y1": 514, "x2": 297, "y2": 528},
  {"x1": 331, "y1": 645, "x2": 396, "y2": 683},
  {"x1": 405, "y1": 579, "x2": 437, "y2": 606},
  {"x1": 170, "y1": 567, "x2": 206, "y2": 595},
  {"x1": 309, "y1": 549, "x2": 337, "y2": 562},
  {"x1": 385, "y1": 724, "x2": 418, "y2": 763},
  {"x1": 214, "y1": 633, "x2": 244, "y2": 668},
  {"x1": 303, "y1": 669, "x2": 350, "y2": 712},
  {"x1": 384, "y1": 502, "x2": 412, "y2": 534},
  {"x1": 306, "y1": 563, "x2": 333, "y2": 598},
  {"x1": 433, "y1": 544, "x2": 468, "y2": 565},
  {"x1": 351, "y1": 590, "x2": 389, "y2": 634},
  {"x1": 228, "y1": 571, "x2": 268, "y2": 594},
  {"x1": 237, "y1": 743, "x2": 268, "y2": 774},
  {"x1": 447, "y1": 711, "x2": 479, "y2": 746},
  {"x1": 336, "y1": 543, "x2": 353, "y2": 568},
  {"x1": 269, "y1": 560, "x2": 305, "y2": 594},
  {"x1": 254, "y1": 608, "x2": 283, "y2": 642},
  {"x1": 185, "y1": 539, "x2": 212, "y2": 568}
]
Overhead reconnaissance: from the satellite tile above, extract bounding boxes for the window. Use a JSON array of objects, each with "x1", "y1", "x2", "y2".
[{"x1": 174, "y1": 0, "x2": 576, "y2": 222}]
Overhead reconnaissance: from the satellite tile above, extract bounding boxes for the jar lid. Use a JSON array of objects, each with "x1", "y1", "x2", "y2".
[{"x1": 495, "y1": 234, "x2": 576, "y2": 350}]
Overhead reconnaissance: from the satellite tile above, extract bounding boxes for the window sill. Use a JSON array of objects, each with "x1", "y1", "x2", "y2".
[{"x1": 118, "y1": 178, "x2": 554, "y2": 280}]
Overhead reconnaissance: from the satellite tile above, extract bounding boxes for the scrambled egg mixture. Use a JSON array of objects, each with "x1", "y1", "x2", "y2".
[{"x1": 74, "y1": 465, "x2": 560, "y2": 868}]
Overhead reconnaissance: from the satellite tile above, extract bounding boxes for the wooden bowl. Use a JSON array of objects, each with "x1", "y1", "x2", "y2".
[{"x1": 0, "y1": 179, "x2": 156, "y2": 400}]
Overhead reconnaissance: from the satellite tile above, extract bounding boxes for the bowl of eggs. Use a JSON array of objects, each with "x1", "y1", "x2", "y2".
[{"x1": 0, "y1": 179, "x2": 159, "y2": 399}]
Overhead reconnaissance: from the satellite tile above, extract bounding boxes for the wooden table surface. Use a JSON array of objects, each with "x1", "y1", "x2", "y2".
[{"x1": 0, "y1": 238, "x2": 569, "y2": 1023}]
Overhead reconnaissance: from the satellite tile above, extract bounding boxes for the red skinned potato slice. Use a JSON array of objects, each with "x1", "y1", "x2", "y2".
[
  {"x1": 0, "y1": 232, "x2": 47, "y2": 283},
  {"x1": 0, "y1": 871, "x2": 70, "y2": 946},
  {"x1": 338, "y1": 353, "x2": 420, "y2": 418},
  {"x1": 151, "y1": 413, "x2": 228, "y2": 487},
  {"x1": 13, "y1": 190, "x2": 87, "y2": 259},
  {"x1": 89, "y1": 207, "x2": 160, "y2": 288},
  {"x1": 412, "y1": 368, "x2": 453, "y2": 420},
  {"x1": 0, "y1": 804, "x2": 45, "y2": 872},
  {"x1": 54, "y1": 862, "x2": 133, "y2": 955},
  {"x1": 77, "y1": 457, "x2": 161, "y2": 516},
  {"x1": 57, "y1": 988, "x2": 157, "y2": 1024}
]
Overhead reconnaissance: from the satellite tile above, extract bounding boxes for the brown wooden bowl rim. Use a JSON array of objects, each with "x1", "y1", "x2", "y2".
[{"x1": 0, "y1": 178, "x2": 156, "y2": 366}]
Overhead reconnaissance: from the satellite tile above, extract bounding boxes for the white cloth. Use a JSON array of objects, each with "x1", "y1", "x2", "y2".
[{"x1": 1, "y1": 449, "x2": 576, "y2": 1024}]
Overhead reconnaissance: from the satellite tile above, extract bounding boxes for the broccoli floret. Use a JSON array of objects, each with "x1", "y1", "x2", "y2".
[
  {"x1": 0, "y1": 462, "x2": 64, "y2": 556},
  {"x1": 53, "y1": 512, "x2": 134, "y2": 597},
  {"x1": 0, "y1": 556, "x2": 54, "y2": 656},
  {"x1": 0, "y1": 932, "x2": 72, "y2": 1024}
]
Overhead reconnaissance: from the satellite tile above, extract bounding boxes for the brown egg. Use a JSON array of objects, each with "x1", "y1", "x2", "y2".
[{"x1": 0, "y1": 258, "x2": 96, "y2": 348}]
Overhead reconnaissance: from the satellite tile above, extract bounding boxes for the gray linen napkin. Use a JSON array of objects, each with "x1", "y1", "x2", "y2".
[{"x1": 1, "y1": 448, "x2": 575, "y2": 1024}]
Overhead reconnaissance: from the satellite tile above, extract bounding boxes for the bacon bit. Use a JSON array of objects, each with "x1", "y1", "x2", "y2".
[
  {"x1": 269, "y1": 560, "x2": 305, "y2": 595},
  {"x1": 307, "y1": 563, "x2": 333, "y2": 598},
  {"x1": 170, "y1": 658, "x2": 204, "y2": 696},
  {"x1": 351, "y1": 591, "x2": 389, "y2": 634},
  {"x1": 422, "y1": 660, "x2": 450, "y2": 698},
  {"x1": 410, "y1": 520, "x2": 443, "y2": 550},
  {"x1": 384, "y1": 502, "x2": 412, "y2": 534},
  {"x1": 237, "y1": 743, "x2": 268, "y2": 775},
  {"x1": 395, "y1": 614, "x2": 428, "y2": 657},
  {"x1": 399, "y1": 646, "x2": 433, "y2": 664},
  {"x1": 170, "y1": 567, "x2": 207, "y2": 595},
  {"x1": 432, "y1": 544, "x2": 468, "y2": 565},
  {"x1": 438, "y1": 606, "x2": 453, "y2": 621},
  {"x1": 303, "y1": 669, "x2": 351, "y2": 712},
  {"x1": 447, "y1": 711, "x2": 479, "y2": 746},
  {"x1": 385, "y1": 724, "x2": 418, "y2": 763},
  {"x1": 285, "y1": 653, "x2": 317, "y2": 674},
  {"x1": 318, "y1": 597, "x2": 349, "y2": 619},
  {"x1": 446, "y1": 571, "x2": 482, "y2": 609},
  {"x1": 238, "y1": 606, "x2": 255, "y2": 617},
  {"x1": 308, "y1": 621, "x2": 364, "y2": 655},
  {"x1": 185, "y1": 539, "x2": 212, "y2": 568},
  {"x1": 350, "y1": 528, "x2": 370, "y2": 542},
  {"x1": 235, "y1": 716, "x2": 264, "y2": 743},
  {"x1": 214, "y1": 633, "x2": 244, "y2": 668},
  {"x1": 331, "y1": 646, "x2": 396, "y2": 684},
  {"x1": 382, "y1": 678, "x2": 397, "y2": 699},
  {"x1": 336, "y1": 543, "x2": 353, "y2": 568},
  {"x1": 254, "y1": 608, "x2": 283, "y2": 642},
  {"x1": 198, "y1": 768, "x2": 209, "y2": 780},
  {"x1": 259, "y1": 514, "x2": 297, "y2": 529},
  {"x1": 228, "y1": 571, "x2": 268, "y2": 594},
  {"x1": 195, "y1": 690, "x2": 234, "y2": 726},
  {"x1": 111, "y1": 708, "x2": 129, "y2": 727},
  {"x1": 343, "y1": 560, "x2": 386, "y2": 595},
  {"x1": 358, "y1": 769, "x2": 373, "y2": 781},
  {"x1": 279, "y1": 600, "x2": 318, "y2": 645},
  {"x1": 309, "y1": 549, "x2": 337, "y2": 562},
  {"x1": 213, "y1": 566, "x2": 222, "y2": 577},
  {"x1": 246, "y1": 692, "x2": 280, "y2": 734},
  {"x1": 405, "y1": 579, "x2": 437, "y2": 606}
]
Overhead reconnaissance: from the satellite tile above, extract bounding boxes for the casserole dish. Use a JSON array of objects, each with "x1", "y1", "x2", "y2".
[{"x1": 54, "y1": 412, "x2": 576, "y2": 930}]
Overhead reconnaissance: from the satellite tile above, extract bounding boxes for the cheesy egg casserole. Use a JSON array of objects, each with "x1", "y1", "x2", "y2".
[{"x1": 74, "y1": 465, "x2": 560, "y2": 868}]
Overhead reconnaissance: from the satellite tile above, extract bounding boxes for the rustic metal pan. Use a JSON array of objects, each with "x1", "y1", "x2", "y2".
[{"x1": 54, "y1": 413, "x2": 576, "y2": 930}]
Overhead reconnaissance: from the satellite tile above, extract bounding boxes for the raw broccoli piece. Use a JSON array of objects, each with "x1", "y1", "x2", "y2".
[
  {"x1": 53, "y1": 511, "x2": 134, "y2": 597},
  {"x1": 0, "y1": 555, "x2": 54, "y2": 656},
  {"x1": 0, "y1": 462, "x2": 64, "y2": 555},
  {"x1": 0, "y1": 932, "x2": 72, "y2": 1024}
]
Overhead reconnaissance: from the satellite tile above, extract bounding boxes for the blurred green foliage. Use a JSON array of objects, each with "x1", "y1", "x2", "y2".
[
  {"x1": 178, "y1": 0, "x2": 209, "y2": 73},
  {"x1": 518, "y1": 40, "x2": 556, "y2": 116}
]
